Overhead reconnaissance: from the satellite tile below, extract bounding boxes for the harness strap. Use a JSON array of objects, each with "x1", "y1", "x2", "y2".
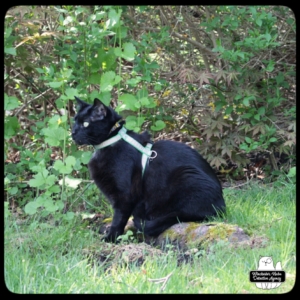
[{"x1": 94, "y1": 127, "x2": 156, "y2": 176}]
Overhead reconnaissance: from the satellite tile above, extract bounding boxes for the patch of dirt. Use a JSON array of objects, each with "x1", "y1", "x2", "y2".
[{"x1": 82, "y1": 242, "x2": 164, "y2": 269}]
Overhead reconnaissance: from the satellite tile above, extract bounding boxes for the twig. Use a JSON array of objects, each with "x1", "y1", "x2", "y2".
[
  {"x1": 148, "y1": 271, "x2": 173, "y2": 291},
  {"x1": 227, "y1": 181, "x2": 252, "y2": 189},
  {"x1": 14, "y1": 88, "x2": 51, "y2": 117}
]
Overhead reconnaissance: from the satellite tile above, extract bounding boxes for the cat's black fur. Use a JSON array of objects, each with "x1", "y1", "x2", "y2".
[{"x1": 72, "y1": 97, "x2": 226, "y2": 242}]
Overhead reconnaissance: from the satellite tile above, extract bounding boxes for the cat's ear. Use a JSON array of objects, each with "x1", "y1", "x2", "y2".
[
  {"x1": 91, "y1": 98, "x2": 107, "y2": 121},
  {"x1": 74, "y1": 96, "x2": 88, "y2": 111}
]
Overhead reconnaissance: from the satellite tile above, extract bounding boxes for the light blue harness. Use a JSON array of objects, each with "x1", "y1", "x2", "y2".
[{"x1": 94, "y1": 126, "x2": 157, "y2": 176}]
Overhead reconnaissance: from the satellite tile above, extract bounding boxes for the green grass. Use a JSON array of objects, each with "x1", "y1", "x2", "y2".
[{"x1": 5, "y1": 183, "x2": 295, "y2": 293}]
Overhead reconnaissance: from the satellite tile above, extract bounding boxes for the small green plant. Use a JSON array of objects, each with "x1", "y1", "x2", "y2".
[
  {"x1": 117, "y1": 230, "x2": 135, "y2": 243},
  {"x1": 286, "y1": 166, "x2": 296, "y2": 184}
]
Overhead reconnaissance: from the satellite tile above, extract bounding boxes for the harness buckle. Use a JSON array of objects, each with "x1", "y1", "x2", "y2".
[{"x1": 150, "y1": 150, "x2": 157, "y2": 161}]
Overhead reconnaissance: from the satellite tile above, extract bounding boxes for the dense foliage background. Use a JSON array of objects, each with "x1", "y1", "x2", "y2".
[{"x1": 4, "y1": 6, "x2": 296, "y2": 220}]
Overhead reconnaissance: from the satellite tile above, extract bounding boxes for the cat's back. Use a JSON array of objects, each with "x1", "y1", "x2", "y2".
[{"x1": 151, "y1": 139, "x2": 218, "y2": 179}]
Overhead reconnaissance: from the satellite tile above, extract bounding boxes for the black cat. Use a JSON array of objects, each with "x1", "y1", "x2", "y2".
[{"x1": 72, "y1": 97, "x2": 226, "y2": 242}]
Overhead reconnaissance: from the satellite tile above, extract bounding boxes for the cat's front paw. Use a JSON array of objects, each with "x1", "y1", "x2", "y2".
[{"x1": 101, "y1": 229, "x2": 122, "y2": 243}]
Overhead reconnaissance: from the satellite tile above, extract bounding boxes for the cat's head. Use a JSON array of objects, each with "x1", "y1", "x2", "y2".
[
  {"x1": 72, "y1": 97, "x2": 122, "y2": 146},
  {"x1": 258, "y1": 256, "x2": 274, "y2": 268}
]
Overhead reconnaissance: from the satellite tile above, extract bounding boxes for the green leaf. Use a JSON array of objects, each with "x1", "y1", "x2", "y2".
[
  {"x1": 256, "y1": 18, "x2": 262, "y2": 27},
  {"x1": 134, "y1": 102, "x2": 141, "y2": 109},
  {"x1": 287, "y1": 167, "x2": 296, "y2": 177},
  {"x1": 45, "y1": 175, "x2": 56, "y2": 186},
  {"x1": 106, "y1": 9, "x2": 121, "y2": 28},
  {"x1": 151, "y1": 120, "x2": 166, "y2": 131},
  {"x1": 114, "y1": 43, "x2": 136, "y2": 61},
  {"x1": 241, "y1": 113, "x2": 253, "y2": 119},
  {"x1": 5, "y1": 95, "x2": 20, "y2": 110},
  {"x1": 269, "y1": 137, "x2": 277, "y2": 143},
  {"x1": 276, "y1": 73, "x2": 284, "y2": 85},
  {"x1": 53, "y1": 156, "x2": 76, "y2": 174},
  {"x1": 28, "y1": 170, "x2": 49, "y2": 187},
  {"x1": 5, "y1": 116, "x2": 20, "y2": 139},
  {"x1": 101, "y1": 71, "x2": 114, "y2": 91},
  {"x1": 8, "y1": 186, "x2": 18, "y2": 195},
  {"x1": 254, "y1": 114, "x2": 260, "y2": 121},
  {"x1": 257, "y1": 107, "x2": 265, "y2": 115},
  {"x1": 36, "y1": 68, "x2": 45, "y2": 74},
  {"x1": 245, "y1": 137, "x2": 252, "y2": 143},
  {"x1": 63, "y1": 212, "x2": 75, "y2": 221},
  {"x1": 43, "y1": 127, "x2": 66, "y2": 146},
  {"x1": 266, "y1": 60, "x2": 275, "y2": 72},
  {"x1": 24, "y1": 201, "x2": 40, "y2": 215},
  {"x1": 98, "y1": 91, "x2": 111, "y2": 106},
  {"x1": 81, "y1": 151, "x2": 92, "y2": 164},
  {"x1": 118, "y1": 94, "x2": 138, "y2": 111},
  {"x1": 140, "y1": 97, "x2": 150, "y2": 106},
  {"x1": 100, "y1": 71, "x2": 121, "y2": 92},
  {"x1": 122, "y1": 43, "x2": 136, "y2": 61},
  {"x1": 65, "y1": 88, "x2": 78, "y2": 99},
  {"x1": 126, "y1": 77, "x2": 142, "y2": 87},
  {"x1": 48, "y1": 185, "x2": 61, "y2": 193},
  {"x1": 242, "y1": 97, "x2": 250, "y2": 106},
  {"x1": 5, "y1": 47, "x2": 16, "y2": 56},
  {"x1": 44, "y1": 200, "x2": 58, "y2": 212},
  {"x1": 48, "y1": 81, "x2": 63, "y2": 88},
  {"x1": 225, "y1": 106, "x2": 233, "y2": 115},
  {"x1": 89, "y1": 73, "x2": 101, "y2": 85}
]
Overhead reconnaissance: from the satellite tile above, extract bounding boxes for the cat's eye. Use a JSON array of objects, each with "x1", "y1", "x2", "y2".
[{"x1": 83, "y1": 122, "x2": 89, "y2": 128}]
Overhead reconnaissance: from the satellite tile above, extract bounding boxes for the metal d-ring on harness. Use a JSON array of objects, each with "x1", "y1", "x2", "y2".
[{"x1": 94, "y1": 126, "x2": 157, "y2": 176}]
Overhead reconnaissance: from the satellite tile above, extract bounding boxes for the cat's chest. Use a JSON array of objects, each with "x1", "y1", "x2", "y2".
[{"x1": 88, "y1": 152, "x2": 110, "y2": 179}]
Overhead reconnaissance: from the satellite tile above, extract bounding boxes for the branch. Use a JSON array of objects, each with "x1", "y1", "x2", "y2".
[
  {"x1": 14, "y1": 88, "x2": 52, "y2": 117},
  {"x1": 148, "y1": 272, "x2": 173, "y2": 291}
]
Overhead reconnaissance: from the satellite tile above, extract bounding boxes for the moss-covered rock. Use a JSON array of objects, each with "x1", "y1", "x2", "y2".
[{"x1": 149, "y1": 222, "x2": 251, "y2": 251}]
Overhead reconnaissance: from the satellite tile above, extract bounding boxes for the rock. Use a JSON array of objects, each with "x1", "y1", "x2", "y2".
[{"x1": 150, "y1": 222, "x2": 251, "y2": 251}]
